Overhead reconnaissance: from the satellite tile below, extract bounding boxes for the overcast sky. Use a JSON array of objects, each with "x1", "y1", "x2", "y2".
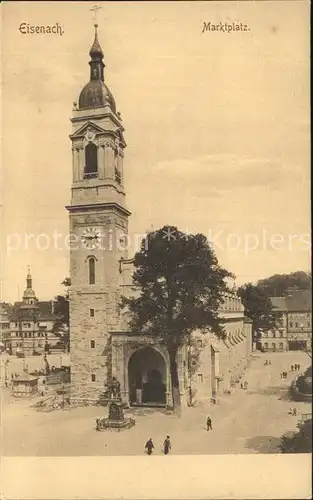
[{"x1": 1, "y1": 1, "x2": 310, "y2": 303}]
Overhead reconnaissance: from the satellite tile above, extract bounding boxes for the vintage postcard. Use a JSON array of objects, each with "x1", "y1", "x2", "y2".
[{"x1": 0, "y1": 1, "x2": 311, "y2": 499}]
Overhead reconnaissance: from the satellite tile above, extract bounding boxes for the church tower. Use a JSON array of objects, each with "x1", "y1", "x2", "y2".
[{"x1": 67, "y1": 24, "x2": 131, "y2": 402}]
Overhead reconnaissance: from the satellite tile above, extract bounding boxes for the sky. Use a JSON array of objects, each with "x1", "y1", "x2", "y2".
[{"x1": 0, "y1": 0, "x2": 311, "y2": 303}]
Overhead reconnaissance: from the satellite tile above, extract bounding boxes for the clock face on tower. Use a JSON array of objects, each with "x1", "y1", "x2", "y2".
[{"x1": 81, "y1": 227, "x2": 102, "y2": 250}]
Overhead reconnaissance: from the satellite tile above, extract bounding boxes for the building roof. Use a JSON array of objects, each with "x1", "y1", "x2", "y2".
[
  {"x1": 271, "y1": 297, "x2": 288, "y2": 311},
  {"x1": 271, "y1": 290, "x2": 312, "y2": 313},
  {"x1": 10, "y1": 301, "x2": 57, "y2": 322},
  {"x1": 13, "y1": 373, "x2": 39, "y2": 383}
]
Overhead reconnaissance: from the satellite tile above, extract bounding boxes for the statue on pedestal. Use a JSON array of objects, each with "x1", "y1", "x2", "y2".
[{"x1": 109, "y1": 377, "x2": 121, "y2": 400}]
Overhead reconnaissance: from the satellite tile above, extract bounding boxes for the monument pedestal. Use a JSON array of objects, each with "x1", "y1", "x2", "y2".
[{"x1": 96, "y1": 400, "x2": 135, "y2": 431}]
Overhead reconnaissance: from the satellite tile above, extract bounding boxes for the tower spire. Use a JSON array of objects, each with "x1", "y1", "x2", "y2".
[
  {"x1": 89, "y1": 23, "x2": 104, "y2": 59},
  {"x1": 26, "y1": 265, "x2": 32, "y2": 289},
  {"x1": 88, "y1": 23, "x2": 105, "y2": 82}
]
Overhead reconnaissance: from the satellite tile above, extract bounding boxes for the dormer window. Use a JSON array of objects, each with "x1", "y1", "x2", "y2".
[{"x1": 84, "y1": 143, "x2": 98, "y2": 178}]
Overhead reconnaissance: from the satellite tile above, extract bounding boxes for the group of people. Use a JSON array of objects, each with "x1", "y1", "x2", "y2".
[
  {"x1": 280, "y1": 371, "x2": 288, "y2": 379},
  {"x1": 240, "y1": 381, "x2": 248, "y2": 390},
  {"x1": 145, "y1": 436, "x2": 171, "y2": 455},
  {"x1": 288, "y1": 407, "x2": 298, "y2": 416},
  {"x1": 145, "y1": 418, "x2": 213, "y2": 454},
  {"x1": 291, "y1": 364, "x2": 301, "y2": 372},
  {"x1": 264, "y1": 360, "x2": 272, "y2": 366}
]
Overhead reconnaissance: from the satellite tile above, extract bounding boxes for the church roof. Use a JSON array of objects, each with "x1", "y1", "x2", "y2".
[
  {"x1": 78, "y1": 24, "x2": 116, "y2": 112},
  {"x1": 79, "y1": 80, "x2": 116, "y2": 111}
]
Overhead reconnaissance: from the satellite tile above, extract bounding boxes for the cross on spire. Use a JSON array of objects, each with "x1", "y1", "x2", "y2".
[{"x1": 90, "y1": 4, "x2": 102, "y2": 25}]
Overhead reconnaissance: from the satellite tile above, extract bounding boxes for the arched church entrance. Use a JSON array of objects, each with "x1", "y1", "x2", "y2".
[{"x1": 128, "y1": 347, "x2": 166, "y2": 406}]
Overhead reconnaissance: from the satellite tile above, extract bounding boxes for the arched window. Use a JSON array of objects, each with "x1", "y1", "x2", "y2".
[
  {"x1": 279, "y1": 343, "x2": 284, "y2": 350},
  {"x1": 88, "y1": 257, "x2": 96, "y2": 285},
  {"x1": 272, "y1": 343, "x2": 276, "y2": 351},
  {"x1": 84, "y1": 143, "x2": 98, "y2": 177},
  {"x1": 264, "y1": 342, "x2": 268, "y2": 350}
]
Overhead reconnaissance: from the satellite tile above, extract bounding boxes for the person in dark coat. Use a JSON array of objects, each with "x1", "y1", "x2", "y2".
[
  {"x1": 145, "y1": 438, "x2": 154, "y2": 455},
  {"x1": 206, "y1": 416, "x2": 212, "y2": 431},
  {"x1": 163, "y1": 436, "x2": 171, "y2": 455}
]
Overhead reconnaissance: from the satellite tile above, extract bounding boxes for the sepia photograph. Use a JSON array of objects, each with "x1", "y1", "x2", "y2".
[{"x1": 0, "y1": 0, "x2": 311, "y2": 498}]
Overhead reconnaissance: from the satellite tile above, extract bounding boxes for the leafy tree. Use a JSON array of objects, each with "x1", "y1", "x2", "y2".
[
  {"x1": 281, "y1": 419, "x2": 312, "y2": 453},
  {"x1": 52, "y1": 278, "x2": 71, "y2": 351},
  {"x1": 121, "y1": 225, "x2": 233, "y2": 413},
  {"x1": 237, "y1": 283, "x2": 279, "y2": 340},
  {"x1": 257, "y1": 271, "x2": 312, "y2": 297},
  {"x1": 0, "y1": 302, "x2": 14, "y2": 317}
]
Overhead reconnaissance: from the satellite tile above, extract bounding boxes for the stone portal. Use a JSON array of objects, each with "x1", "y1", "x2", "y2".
[{"x1": 128, "y1": 347, "x2": 166, "y2": 405}]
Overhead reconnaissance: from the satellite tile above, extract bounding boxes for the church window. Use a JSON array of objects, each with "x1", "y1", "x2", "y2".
[
  {"x1": 290, "y1": 321, "x2": 293, "y2": 327},
  {"x1": 84, "y1": 143, "x2": 98, "y2": 177},
  {"x1": 197, "y1": 374, "x2": 203, "y2": 383},
  {"x1": 90, "y1": 308, "x2": 95, "y2": 317},
  {"x1": 90, "y1": 340, "x2": 95, "y2": 348},
  {"x1": 91, "y1": 374, "x2": 96, "y2": 382},
  {"x1": 88, "y1": 257, "x2": 96, "y2": 285},
  {"x1": 197, "y1": 339, "x2": 203, "y2": 349}
]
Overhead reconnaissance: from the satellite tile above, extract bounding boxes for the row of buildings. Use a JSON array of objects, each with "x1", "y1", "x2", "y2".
[
  {"x1": 0, "y1": 270, "x2": 60, "y2": 355},
  {"x1": 258, "y1": 290, "x2": 312, "y2": 352}
]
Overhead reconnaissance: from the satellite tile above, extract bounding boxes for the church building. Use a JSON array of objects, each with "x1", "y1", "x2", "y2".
[{"x1": 67, "y1": 25, "x2": 252, "y2": 407}]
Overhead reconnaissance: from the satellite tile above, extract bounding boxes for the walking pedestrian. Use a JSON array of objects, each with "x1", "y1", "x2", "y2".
[
  {"x1": 145, "y1": 438, "x2": 154, "y2": 455},
  {"x1": 163, "y1": 436, "x2": 171, "y2": 455},
  {"x1": 292, "y1": 408, "x2": 297, "y2": 416},
  {"x1": 291, "y1": 365, "x2": 294, "y2": 372},
  {"x1": 206, "y1": 416, "x2": 212, "y2": 431}
]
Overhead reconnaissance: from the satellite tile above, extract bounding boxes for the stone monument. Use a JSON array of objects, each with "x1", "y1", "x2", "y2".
[{"x1": 95, "y1": 378, "x2": 135, "y2": 431}]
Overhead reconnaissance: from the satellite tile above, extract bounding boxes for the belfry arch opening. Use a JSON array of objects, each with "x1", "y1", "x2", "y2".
[
  {"x1": 84, "y1": 143, "x2": 98, "y2": 176},
  {"x1": 128, "y1": 347, "x2": 166, "y2": 406}
]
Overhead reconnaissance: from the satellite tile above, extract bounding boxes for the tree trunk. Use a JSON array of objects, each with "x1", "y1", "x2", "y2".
[{"x1": 169, "y1": 349, "x2": 181, "y2": 416}]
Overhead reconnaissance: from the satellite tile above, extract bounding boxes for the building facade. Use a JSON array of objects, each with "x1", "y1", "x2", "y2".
[
  {"x1": 259, "y1": 290, "x2": 312, "y2": 352},
  {"x1": 68, "y1": 25, "x2": 252, "y2": 407},
  {"x1": 0, "y1": 304, "x2": 11, "y2": 351},
  {"x1": 7, "y1": 270, "x2": 59, "y2": 355}
]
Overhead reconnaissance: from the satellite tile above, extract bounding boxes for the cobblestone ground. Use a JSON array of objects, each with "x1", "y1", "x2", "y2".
[{"x1": 1, "y1": 351, "x2": 311, "y2": 456}]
